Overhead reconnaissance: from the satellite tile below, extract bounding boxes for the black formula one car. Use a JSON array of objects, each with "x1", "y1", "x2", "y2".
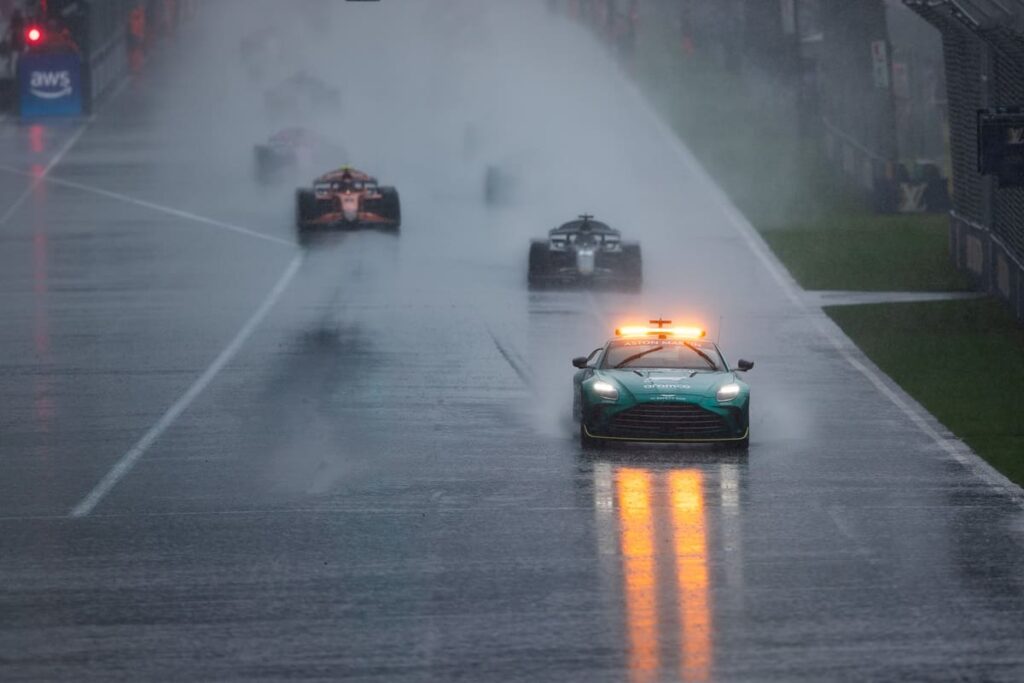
[{"x1": 528, "y1": 215, "x2": 642, "y2": 291}]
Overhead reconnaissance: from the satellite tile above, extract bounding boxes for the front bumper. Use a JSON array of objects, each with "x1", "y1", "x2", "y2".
[{"x1": 582, "y1": 399, "x2": 749, "y2": 443}]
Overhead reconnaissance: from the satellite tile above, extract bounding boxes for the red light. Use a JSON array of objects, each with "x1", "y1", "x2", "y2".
[{"x1": 26, "y1": 27, "x2": 43, "y2": 44}]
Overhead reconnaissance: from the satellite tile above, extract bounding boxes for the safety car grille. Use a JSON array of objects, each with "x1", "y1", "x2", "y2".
[{"x1": 608, "y1": 404, "x2": 727, "y2": 439}]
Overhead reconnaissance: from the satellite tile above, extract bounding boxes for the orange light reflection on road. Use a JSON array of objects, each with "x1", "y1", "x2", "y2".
[
  {"x1": 670, "y1": 470, "x2": 712, "y2": 682},
  {"x1": 616, "y1": 468, "x2": 659, "y2": 683}
]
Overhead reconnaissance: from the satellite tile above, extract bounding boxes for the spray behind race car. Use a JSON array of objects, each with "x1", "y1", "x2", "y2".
[
  {"x1": 295, "y1": 166, "x2": 401, "y2": 245},
  {"x1": 527, "y1": 214, "x2": 642, "y2": 291},
  {"x1": 254, "y1": 127, "x2": 348, "y2": 185}
]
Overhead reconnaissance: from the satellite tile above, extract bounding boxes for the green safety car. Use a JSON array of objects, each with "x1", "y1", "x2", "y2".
[{"x1": 572, "y1": 320, "x2": 754, "y2": 448}]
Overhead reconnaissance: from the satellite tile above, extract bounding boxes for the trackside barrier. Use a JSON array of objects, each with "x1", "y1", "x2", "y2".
[
  {"x1": 14, "y1": 0, "x2": 199, "y2": 119},
  {"x1": 18, "y1": 50, "x2": 84, "y2": 117}
]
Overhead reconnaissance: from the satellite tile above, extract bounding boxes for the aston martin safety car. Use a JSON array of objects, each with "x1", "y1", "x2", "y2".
[
  {"x1": 254, "y1": 127, "x2": 347, "y2": 184},
  {"x1": 572, "y1": 320, "x2": 753, "y2": 448},
  {"x1": 528, "y1": 215, "x2": 641, "y2": 290},
  {"x1": 296, "y1": 166, "x2": 401, "y2": 241}
]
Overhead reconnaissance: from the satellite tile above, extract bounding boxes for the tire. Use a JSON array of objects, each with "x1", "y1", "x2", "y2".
[
  {"x1": 528, "y1": 241, "x2": 549, "y2": 288},
  {"x1": 254, "y1": 146, "x2": 275, "y2": 185},
  {"x1": 296, "y1": 189, "x2": 318, "y2": 244},
  {"x1": 376, "y1": 187, "x2": 402, "y2": 232},
  {"x1": 580, "y1": 422, "x2": 602, "y2": 450},
  {"x1": 621, "y1": 243, "x2": 642, "y2": 292}
]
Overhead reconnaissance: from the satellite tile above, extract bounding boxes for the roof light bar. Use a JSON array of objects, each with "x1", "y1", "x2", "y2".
[{"x1": 614, "y1": 325, "x2": 706, "y2": 339}]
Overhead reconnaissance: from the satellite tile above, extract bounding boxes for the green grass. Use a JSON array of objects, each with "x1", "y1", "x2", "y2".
[
  {"x1": 761, "y1": 212, "x2": 973, "y2": 292},
  {"x1": 631, "y1": 17, "x2": 1023, "y2": 485},
  {"x1": 826, "y1": 299, "x2": 1024, "y2": 486},
  {"x1": 631, "y1": 15, "x2": 972, "y2": 293}
]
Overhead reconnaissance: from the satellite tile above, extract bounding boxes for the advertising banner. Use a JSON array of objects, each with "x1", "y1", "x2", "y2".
[{"x1": 18, "y1": 51, "x2": 84, "y2": 118}]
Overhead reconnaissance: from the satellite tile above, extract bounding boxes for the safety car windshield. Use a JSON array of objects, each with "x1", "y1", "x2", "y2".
[{"x1": 601, "y1": 339, "x2": 724, "y2": 370}]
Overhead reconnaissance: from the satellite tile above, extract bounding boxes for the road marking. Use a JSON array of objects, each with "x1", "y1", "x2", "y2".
[
  {"x1": 69, "y1": 254, "x2": 305, "y2": 518},
  {"x1": 0, "y1": 66, "x2": 143, "y2": 229},
  {"x1": 485, "y1": 323, "x2": 535, "y2": 389},
  {"x1": 0, "y1": 123, "x2": 89, "y2": 227},
  {"x1": 0, "y1": 164, "x2": 293, "y2": 248},
  {"x1": 0, "y1": 70, "x2": 133, "y2": 228},
  {"x1": 616, "y1": 69, "x2": 1024, "y2": 504}
]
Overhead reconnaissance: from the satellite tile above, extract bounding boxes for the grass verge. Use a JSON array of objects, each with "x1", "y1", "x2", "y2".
[
  {"x1": 826, "y1": 299, "x2": 1024, "y2": 486},
  {"x1": 761, "y1": 213, "x2": 972, "y2": 292},
  {"x1": 628, "y1": 12, "x2": 1021, "y2": 484}
]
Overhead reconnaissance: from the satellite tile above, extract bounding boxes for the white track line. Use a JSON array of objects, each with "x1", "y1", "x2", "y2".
[
  {"x1": 0, "y1": 72, "x2": 130, "y2": 228},
  {"x1": 0, "y1": 164, "x2": 292, "y2": 248},
  {"x1": 70, "y1": 254, "x2": 304, "y2": 518},
  {"x1": 616, "y1": 68, "x2": 1024, "y2": 504},
  {"x1": 0, "y1": 124, "x2": 88, "y2": 227}
]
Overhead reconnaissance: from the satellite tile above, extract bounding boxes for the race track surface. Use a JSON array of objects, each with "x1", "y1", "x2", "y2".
[{"x1": 1, "y1": 2, "x2": 1022, "y2": 681}]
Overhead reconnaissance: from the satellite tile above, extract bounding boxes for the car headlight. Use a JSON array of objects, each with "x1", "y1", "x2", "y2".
[
  {"x1": 592, "y1": 380, "x2": 619, "y2": 400},
  {"x1": 716, "y1": 383, "x2": 741, "y2": 402}
]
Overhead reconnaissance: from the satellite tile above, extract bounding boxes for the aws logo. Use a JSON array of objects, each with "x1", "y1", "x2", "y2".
[{"x1": 30, "y1": 70, "x2": 73, "y2": 99}]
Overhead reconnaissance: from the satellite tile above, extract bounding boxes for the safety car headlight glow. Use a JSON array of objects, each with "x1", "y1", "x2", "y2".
[
  {"x1": 592, "y1": 380, "x2": 619, "y2": 400},
  {"x1": 716, "y1": 383, "x2": 741, "y2": 402}
]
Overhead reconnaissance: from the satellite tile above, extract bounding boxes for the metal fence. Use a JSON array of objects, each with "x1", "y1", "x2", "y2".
[
  {"x1": 564, "y1": 0, "x2": 1024, "y2": 318},
  {"x1": 906, "y1": 1, "x2": 1024, "y2": 319},
  {"x1": 0, "y1": 0, "x2": 196, "y2": 114}
]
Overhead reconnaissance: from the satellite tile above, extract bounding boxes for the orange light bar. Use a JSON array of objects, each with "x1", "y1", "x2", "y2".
[{"x1": 615, "y1": 325, "x2": 706, "y2": 339}]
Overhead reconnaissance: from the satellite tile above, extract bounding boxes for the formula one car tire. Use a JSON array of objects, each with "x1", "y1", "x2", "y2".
[
  {"x1": 255, "y1": 145, "x2": 288, "y2": 185},
  {"x1": 376, "y1": 187, "x2": 402, "y2": 232},
  {"x1": 621, "y1": 243, "x2": 642, "y2": 292},
  {"x1": 528, "y1": 241, "x2": 550, "y2": 289},
  {"x1": 296, "y1": 189, "x2": 318, "y2": 244}
]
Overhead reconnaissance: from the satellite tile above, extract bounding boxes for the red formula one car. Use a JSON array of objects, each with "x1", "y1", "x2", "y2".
[{"x1": 295, "y1": 167, "x2": 401, "y2": 242}]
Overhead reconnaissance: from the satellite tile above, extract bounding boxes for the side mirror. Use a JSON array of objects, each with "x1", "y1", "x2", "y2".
[
  {"x1": 736, "y1": 359, "x2": 754, "y2": 372},
  {"x1": 572, "y1": 356, "x2": 590, "y2": 369}
]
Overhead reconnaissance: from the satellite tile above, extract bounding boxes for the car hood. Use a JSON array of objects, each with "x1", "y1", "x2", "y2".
[{"x1": 598, "y1": 368, "x2": 731, "y2": 398}]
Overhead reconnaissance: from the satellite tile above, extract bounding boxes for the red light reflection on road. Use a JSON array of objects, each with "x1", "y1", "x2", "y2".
[{"x1": 29, "y1": 125, "x2": 45, "y2": 154}]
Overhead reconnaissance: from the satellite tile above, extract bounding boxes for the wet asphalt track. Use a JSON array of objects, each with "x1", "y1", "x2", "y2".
[{"x1": 2, "y1": 2, "x2": 1024, "y2": 681}]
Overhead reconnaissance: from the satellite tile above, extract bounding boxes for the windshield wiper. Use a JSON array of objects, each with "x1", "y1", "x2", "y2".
[
  {"x1": 614, "y1": 346, "x2": 663, "y2": 369},
  {"x1": 683, "y1": 342, "x2": 718, "y2": 369}
]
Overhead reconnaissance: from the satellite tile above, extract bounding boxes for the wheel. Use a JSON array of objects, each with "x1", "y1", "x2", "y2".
[
  {"x1": 295, "y1": 189, "x2": 318, "y2": 244},
  {"x1": 580, "y1": 422, "x2": 603, "y2": 449},
  {"x1": 528, "y1": 241, "x2": 549, "y2": 288},
  {"x1": 621, "y1": 243, "x2": 642, "y2": 292},
  {"x1": 375, "y1": 187, "x2": 402, "y2": 232},
  {"x1": 254, "y1": 146, "x2": 275, "y2": 185}
]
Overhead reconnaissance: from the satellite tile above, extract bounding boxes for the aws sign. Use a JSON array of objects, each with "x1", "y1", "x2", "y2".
[{"x1": 19, "y1": 52, "x2": 84, "y2": 117}]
